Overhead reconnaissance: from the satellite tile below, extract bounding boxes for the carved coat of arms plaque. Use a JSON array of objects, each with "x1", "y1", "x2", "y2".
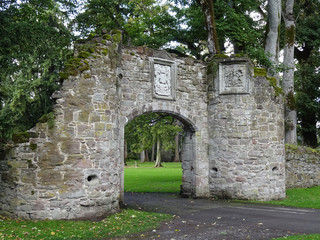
[
  {"x1": 151, "y1": 58, "x2": 176, "y2": 100},
  {"x1": 219, "y1": 62, "x2": 250, "y2": 95}
]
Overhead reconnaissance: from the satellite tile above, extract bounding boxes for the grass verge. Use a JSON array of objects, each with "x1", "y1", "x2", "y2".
[
  {"x1": 273, "y1": 234, "x2": 320, "y2": 240},
  {"x1": 247, "y1": 186, "x2": 320, "y2": 209},
  {"x1": 124, "y1": 161, "x2": 182, "y2": 193},
  {"x1": 0, "y1": 209, "x2": 172, "y2": 240}
]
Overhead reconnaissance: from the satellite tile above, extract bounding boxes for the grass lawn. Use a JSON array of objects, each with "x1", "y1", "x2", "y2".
[
  {"x1": 0, "y1": 209, "x2": 172, "y2": 240},
  {"x1": 273, "y1": 234, "x2": 320, "y2": 240},
  {"x1": 124, "y1": 161, "x2": 182, "y2": 193},
  {"x1": 248, "y1": 186, "x2": 320, "y2": 209}
]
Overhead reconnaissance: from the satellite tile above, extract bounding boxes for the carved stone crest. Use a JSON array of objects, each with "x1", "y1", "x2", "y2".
[
  {"x1": 154, "y1": 64, "x2": 171, "y2": 96},
  {"x1": 219, "y1": 60, "x2": 250, "y2": 95},
  {"x1": 151, "y1": 58, "x2": 176, "y2": 100}
]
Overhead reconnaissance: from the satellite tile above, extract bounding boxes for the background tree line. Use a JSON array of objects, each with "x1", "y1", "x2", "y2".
[{"x1": 1, "y1": 0, "x2": 319, "y2": 149}]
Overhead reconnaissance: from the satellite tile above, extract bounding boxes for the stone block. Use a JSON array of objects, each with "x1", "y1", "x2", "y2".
[
  {"x1": 38, "y1": 170, "x2": 63, "y2": 185},
  {"x1": 20, "y1": 169, "x2": 36, "y2": 184},
  {"x1": 61, "y1": 189, "x2": 86, "y2": 199},
  {"x1": 61, "y1": 141, "x2": 81, "y2": 154}
]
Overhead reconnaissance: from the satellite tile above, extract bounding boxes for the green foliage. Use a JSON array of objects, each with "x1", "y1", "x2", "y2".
[
  {"x1": 125, "y1": 113, "x2": 183, "y2": 155},
  {"x1": 125, "y1": 162, "x2": 182, "y2": 193},
  {"x1": 74, "y1": 0, "x2": 176, "y2": 49},
  {"x1": 0, "y1": 0, "x2": 73, "y2": 141},
  {"x1": 294, "y1": 0, "x2": 320, "y2": 147},
  {"x1": 0, "y1": 209, "x2": 172, "y2": 239}
]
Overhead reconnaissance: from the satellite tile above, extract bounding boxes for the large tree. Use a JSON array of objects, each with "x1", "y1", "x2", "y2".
[
  {"x1": 125, "y1": 113, "x2": 183, "y2": 167},
  {"x1": 0, "y1": 0, "x2": 75, "y2": 141},
  {"x1": 74, "y1": 0, "x2": 176, "y2": 48},
  {"x1": 282, "y1": 0, "x2": 297, "y2": 144}
]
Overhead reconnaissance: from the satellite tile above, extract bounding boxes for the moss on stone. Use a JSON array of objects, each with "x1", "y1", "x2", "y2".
[
  {"x1": 254, "y1": 67, "x2": 267, "y2": 77},
  {"x1": 30, "y1": 143, "x2": 37, "y2": 151},
  {"x1": 231, "y1": 53, "x2": 248, "y2": 58},
  {"x1": 88, "y1": 32, "x2": 97, "y2": 40},
  {"x1": 254, "y1": 67, "x2": 283, "y2": 96},
  {"x1": 113, "y1": 33, "x2": 122, "y2": 43},
  {"x1": 78, "y1": 51, "x2": 90, "y2": 59},
  {"x1": 59, "y1": 72, "x2": 70, "y2": 80},
  {"x1": 213, "y1": 54, "x2": 229, "y2": 58},
  {"x1": 103, "y1": 34, "x2": 112, "y2": 40},
  {"x1": 285, "y1": 144, "x2": 299, "y2": 151},
  {"x1": 12, "y1": 132, "x2": 30, "y2": 143},
  {"x1": 102, "y1": 48, "x2": 109, "y2": 56},
  {"x1": 266, "y1": 76, "x2": 283, "y2": 96},
  {"x1": 39, "y1": 112, "x2": 55, "y2": 129},
  {"x1": 84, "y1": 73, "x2": 92, "y2": 79},
  {"x1": 286, "y1": 144, "x2": 320, "y2": 155}
]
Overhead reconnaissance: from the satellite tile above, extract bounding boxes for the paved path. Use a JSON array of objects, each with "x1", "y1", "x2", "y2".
[{"x1": 123, "y1": 193, "x2": 320, "y2": 240}]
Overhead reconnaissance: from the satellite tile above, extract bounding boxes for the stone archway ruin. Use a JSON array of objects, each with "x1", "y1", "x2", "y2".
[{"x1": 0, "y1": 33, "x2": 286, "y2": 220}]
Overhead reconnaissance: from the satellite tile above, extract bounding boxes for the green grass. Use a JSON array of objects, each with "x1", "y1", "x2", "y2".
[
  {"x1": 124, "y1": 161, "x2": 182, "y2": 193},
  {"x1": 248, "y1": 186, "x2": 320, "y2": 209},
  {"x1": 273, "y1": 234, "x2": 320, "y2": 240},
  {"x1": 0, "y1": 209, "x2": 172, "y2": 240}
]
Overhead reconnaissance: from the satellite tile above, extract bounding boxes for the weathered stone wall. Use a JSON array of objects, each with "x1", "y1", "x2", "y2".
[
  {"x1": 208, "y1": 58, "x2": 286, "y2": 201},
  {"x1": 0, "y1": 34, "x2": 123, "y2": 219},
  {"x1": 118, "y1": 47, "x2": 209, "y2": 198},
  {"x1": 286, "y1": 145, "x2": 320, "y2": 188},
  {"x1": 0, "y1": 36, "x2": 287, "y2": 220},
  {"x1": 0, "y1": 37, "x2": 210, "y2": 219}
]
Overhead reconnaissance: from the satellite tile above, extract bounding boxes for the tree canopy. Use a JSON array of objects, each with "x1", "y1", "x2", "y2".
[
  {"x1": 0, "y1": 0, "x2": 76, "y2": 141},
  {"x1": 0, "y1": 0, "x2": 319, "y2": 147}
]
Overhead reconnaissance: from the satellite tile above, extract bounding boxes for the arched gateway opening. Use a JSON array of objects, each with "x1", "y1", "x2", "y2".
[{"x1": 119, "y1": 110, "x2": 198, "y2": 203}]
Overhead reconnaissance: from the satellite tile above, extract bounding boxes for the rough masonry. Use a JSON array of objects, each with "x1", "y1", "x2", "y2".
[{"x1": 0, "y1": 33, "x2": 286, "y2": 220}]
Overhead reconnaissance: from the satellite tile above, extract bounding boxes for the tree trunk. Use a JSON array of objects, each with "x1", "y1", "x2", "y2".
[
  {"x1": 140, "y1": 150, "x2": 145, "y2": 163},
  {"x1": 145, "y1": 149, "x2": 149, "y2": 162},
  {"x1": 283, "y1": 0, "x2": 297, "y2": 144},
  {"x1": 198, "y1": 0, "x2": 220, "y2": 56},
  {"x1": 173, "y1": 133, "x2": 180, "y2": 162},
  {"x1": 155, "y1": 136, "x2": 162, "y2": 167},
  {"x1": 265, "y1": 0, "x2": 281, "y2": 79},
  {"x1": 151, "y1": 143, "x2": 155, "y2": 162}
]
